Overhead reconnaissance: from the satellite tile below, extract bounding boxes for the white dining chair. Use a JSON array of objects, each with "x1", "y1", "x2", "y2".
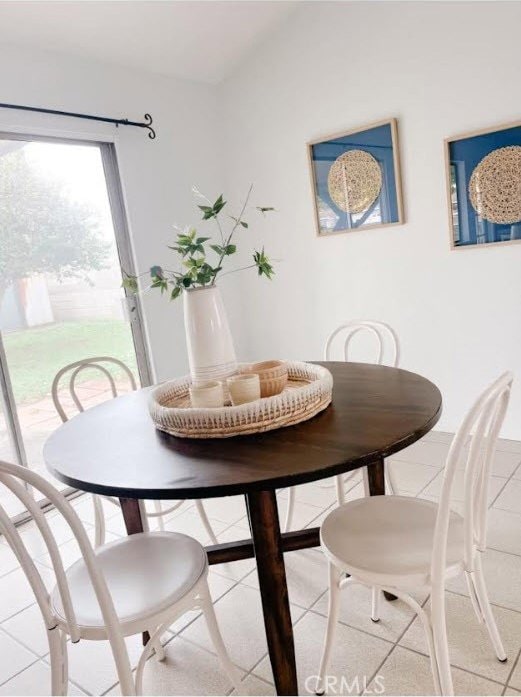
[
  {"x1": 0, "y1": 460, "x2": 240, "y2": 696},
  {"x1": 283, "y1": 321, "x2": 399, "y2": 533},
  {"x1": 52, "y1": 357, "x2": 218, "y2": 546},
  {"x1": 315, "y1": 371, "x2": 513, "y2": 696}
]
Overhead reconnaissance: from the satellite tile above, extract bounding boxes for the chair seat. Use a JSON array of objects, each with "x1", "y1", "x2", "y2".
[
  {"x1": 320, "y1": 495, "x2": 465, "y2": 588},
  {"x1": 51, "y1": 532, "x2": 207, "y2": 636}
]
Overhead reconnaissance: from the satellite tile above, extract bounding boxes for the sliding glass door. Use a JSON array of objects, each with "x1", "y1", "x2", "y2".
[{"x1": 0, "y1": 134, "x2": 150, "y2": 522}]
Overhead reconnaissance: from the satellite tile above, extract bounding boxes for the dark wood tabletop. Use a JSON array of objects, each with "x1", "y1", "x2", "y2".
[{"x1": 43, "y1": 361, "x2": 442, "y2": 500}]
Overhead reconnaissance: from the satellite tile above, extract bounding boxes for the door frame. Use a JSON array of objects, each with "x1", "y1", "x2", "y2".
[
  {"x1": 100, "y1": 142, "x2": 152, "y2": 387},
  {"x1": 0, "y1": 131, "x2": 152, "y2": 523}
]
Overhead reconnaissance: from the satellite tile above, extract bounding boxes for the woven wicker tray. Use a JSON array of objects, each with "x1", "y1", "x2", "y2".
[{"x1": 149, "y1": 361, "x2": 333, "y2": 439}]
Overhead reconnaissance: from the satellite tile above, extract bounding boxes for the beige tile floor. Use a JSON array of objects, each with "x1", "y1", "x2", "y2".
[{"x1": 1, "y1": 431, "x2": 521, "y2": 695}]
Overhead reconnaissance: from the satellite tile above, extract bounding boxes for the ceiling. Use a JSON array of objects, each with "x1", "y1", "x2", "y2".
[{"x1": 0, "y1": 1, "x2": 296, "y2": 84}]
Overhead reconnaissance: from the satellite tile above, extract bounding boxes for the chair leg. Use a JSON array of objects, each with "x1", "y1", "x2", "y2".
[
  {"x1": 335, "y1": 476, "x2": 345, "y2": 506},
  {"x1": 362, "y1": 467, "x2": 370, "y2": 497},
  {"x1": 149, "y1": 629, "x2": 166, "y2": 662},
  {"x1": 284, "y1": 487, "x2": 295, "y2": 532},
  {"x1": 49, "y1": 628, "x2": 68, "y2": 696},
  {"x1": 316, "y1": 563, "x2": 342, "y2": 695},
  {"x1": 199, "y1": 582, "x2": 242, "y2": 692},
  {"x1": 135, "y1": 631, "x2": 160, "y2": 695},
  {"x1": 371, "y1": 587, "x2": 380, "y2": 622},
  {"x1": 380, "y1": 586, "x2": 442, "y2": 696},
  {"x1": 412, "y1": 599, "x2": 442, "y2": 695},
  {"x1": 431, "y1": 587, "x2": 454, "y2": 696},
  {"x1": 194, "y1": 500, "x2": 218, "y2": 545},
  {"x1": 93, "y1": 495, "x2": 105, "y2": 548},
  {"x1": 384, "y1": 462, "x2": 397, "y2": 495},
  {"x1": 471, "y1": 556, "x2": 507, "y2": 662},
  {"x1": 152, "y1": 500, "x2": 165, "y2": 532}
]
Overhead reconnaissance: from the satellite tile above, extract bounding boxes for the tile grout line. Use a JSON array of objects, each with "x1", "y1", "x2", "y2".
[
  {"x1": 0, "y1": 655, "x2": 41, "y2": 690},
  {"x1": 0, "y1": 606, "x2": 55, "y2": 653},
  {"x1": 488, "y1": 455, "x2": 521, "y2": 509},
  {"x1": 359, "y1": 592, "x2": 431, "y2": 694},
  {"x1": 390, "y1": 591, "x2": 514, "y2": 691},
  {"x1": 443, "y1": 585, "x2": 521, "y2": 617},
  {"x1": 502, "y1": 646, "x2": 521, "y2": 695},
  {"x1": 394, "y1": 639, "x2": 507, "y2": 692},
  {"x1": 245, "y1": 602, "x2": 317, "y2": 691}
]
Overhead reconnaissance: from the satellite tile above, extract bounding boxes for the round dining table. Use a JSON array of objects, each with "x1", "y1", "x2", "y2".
[{"x1": 44, "y1": 361, "x2": 442, "y2": 696}]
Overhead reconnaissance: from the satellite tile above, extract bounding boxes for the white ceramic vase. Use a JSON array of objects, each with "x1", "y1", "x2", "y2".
[{"x1": 183, "y1": 285, "x2": 237, "y2": 386}]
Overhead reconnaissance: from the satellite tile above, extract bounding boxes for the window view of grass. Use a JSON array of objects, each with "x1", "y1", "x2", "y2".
[{"x1": 3, "y1": 319, "x2": 138, "y2": 404}]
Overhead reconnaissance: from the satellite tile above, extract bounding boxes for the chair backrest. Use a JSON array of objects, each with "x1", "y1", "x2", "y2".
[
  {"x1": 431, "y1": 372, "x2": 513, "y2": 588},
  {"x1": 0, "y1": 461, "x2": 135, "y2": 694},
  {"x1": 323, "y1": 320, "x2": 399, "y2": 367},
  {"x1": 52, "y1": 357, "x2": 137, "y2": 422}
]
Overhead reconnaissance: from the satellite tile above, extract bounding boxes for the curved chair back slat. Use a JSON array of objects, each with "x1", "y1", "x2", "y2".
[
  {"x1": 0, "y1": 473, "x2": 80, "y2": 641},
  {"x1": 431, "y1": 372, "x2": 513, "y2": 590},
  {"x1": 324, "y1": 320, "x2": 399, "y2": 367},
  {"x1": 0, "y1": 461, "x2": 135, "y2": 695},
  {"x1": 0, "y1": 505, "x2": 56, "y2": 630},
  {"x1": 52, "y1": 357, "x2": 137, "y2": 423}
]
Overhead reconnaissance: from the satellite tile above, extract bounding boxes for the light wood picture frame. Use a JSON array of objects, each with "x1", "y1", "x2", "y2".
[
  {"x1": 307, "y1": 118, "x2": 404, "y2": 237},
  {"x1": 445, "y1": 119, "x2": 521, "y2": 251}
]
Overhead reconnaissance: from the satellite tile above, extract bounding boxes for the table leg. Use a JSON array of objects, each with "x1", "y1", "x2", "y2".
[
  {"x1": 119, "y1": 497, "x2": 146, "y2": 534},
  {"x1": 366, "y1": 458, "x2": 385, "y2": 497},
  {"x1": 246, "y1": 490, "x2": 297, "y2": 696},
  {"x1": 119, "y1": 498, "x2": 150, "y2": 645},
  {"x1": 366, "y1": 460, "x2": 397, "y2": 602}
]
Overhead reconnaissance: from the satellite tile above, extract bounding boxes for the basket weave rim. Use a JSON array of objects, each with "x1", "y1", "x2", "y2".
[{"x1": 149, "y1": 360, "x2": 332, "y2": 417}]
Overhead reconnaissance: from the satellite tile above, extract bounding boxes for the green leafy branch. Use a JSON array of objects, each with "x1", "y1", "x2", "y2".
[{"x1": 122, "y1": 187, "x2": 276, "y2": 301}]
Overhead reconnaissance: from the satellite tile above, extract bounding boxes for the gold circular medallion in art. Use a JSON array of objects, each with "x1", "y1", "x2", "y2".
[
  {"x1": 469, "y1": 145, "x2": 521, "y2": 224},
  {"x1": 327, "y1": 149, "x2": 382, "y2": 214}
]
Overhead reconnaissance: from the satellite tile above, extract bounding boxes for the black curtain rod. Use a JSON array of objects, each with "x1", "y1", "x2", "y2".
[{"x1": 0, "y1": 102, "x2": 156, "y2": 139}]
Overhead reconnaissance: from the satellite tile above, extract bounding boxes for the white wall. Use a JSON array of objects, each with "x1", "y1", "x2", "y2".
[
  {"x1": 0, "y1": 44, "x2": 222, "y2": 382},
  {"x1": 219, "y1": 1, "x2": 521, "y2": 439}
]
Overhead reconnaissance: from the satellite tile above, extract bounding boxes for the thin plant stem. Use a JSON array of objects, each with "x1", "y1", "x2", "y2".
[
  {"x1": 214, "y1": 216, "x2": 226, "y2": 246},
  {"x1": 218, "y1": 264, "x2": 256, "y2": 278},
  {"x1": 211, "y1": 184, "x2": 253, "y2": 285}
]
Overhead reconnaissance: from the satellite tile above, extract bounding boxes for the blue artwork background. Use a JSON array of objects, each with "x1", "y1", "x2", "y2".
[
  {"x1": 310, "y1": 122, "x2": 400, "y2": 233},
  {"x1": 449, "y1": 124, "x2": 521, "y2": 247}
]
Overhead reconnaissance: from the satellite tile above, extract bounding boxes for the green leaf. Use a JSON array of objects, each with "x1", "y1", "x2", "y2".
[
  {"x1": 212, "y1": 194, "x2": 226, "y2": 216},
  {"x1": 170, "y1": 286, "x2": 182, "y2": 300},
  {"x1": 121, "y1": 275, "x2": 138, "y2": 292},
  {"x1": 224, "y1": 244, "x2": 236, "y2": 255},
  {"x1": 196, "y1": 237, "x2": 210, "y2": 244},
  {"x1": 229, "y1": 215, "x2": 249, "y2": 229},
  {"x1": 210, "y1": 244, "x2": 224, "y2": 256},
  {"x1": 198, "y1": 205, "x2": 215, "y2": 220},
  {"x1": 182, "y1": 276, "x2": 193, "y2": 288},
  {"x1": 256, "y1": 206, "x2": 275, "y2": 215},
  {"x1": 253, "y1": 248, "x2": 275, "y2": 279},
  {"x1": 196, "y1": 271, "x2": 213, "y2": 285}
]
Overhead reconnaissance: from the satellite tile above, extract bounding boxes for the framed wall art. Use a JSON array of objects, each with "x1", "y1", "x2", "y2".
[
  {"x1": 307, "y1": 118, "x2": 404, "y2": 237},
  {"x1": 445, "y1": 120, "x2": 521, "y2": 249}
]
